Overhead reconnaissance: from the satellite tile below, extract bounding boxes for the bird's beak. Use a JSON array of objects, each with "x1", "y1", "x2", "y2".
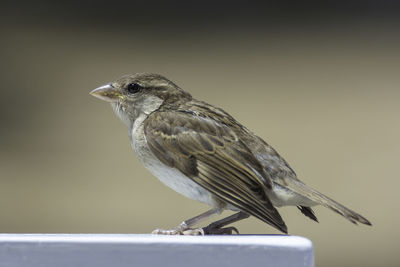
[{"x1": 90, "y1": 84, "x2": 124, "y2": 102}]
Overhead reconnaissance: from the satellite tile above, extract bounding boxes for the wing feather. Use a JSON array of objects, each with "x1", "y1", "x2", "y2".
[{"x1": 144, "y1": 111, "x2": 287, "y2": 233}]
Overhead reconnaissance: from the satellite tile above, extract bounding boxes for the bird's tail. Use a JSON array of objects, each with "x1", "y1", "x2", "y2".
[{"x1": 284, "y1": 179, "x2": 372, "y2": 225}]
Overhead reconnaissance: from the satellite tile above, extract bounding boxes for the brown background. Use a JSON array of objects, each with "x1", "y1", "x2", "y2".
[{"x1": 1, "y1": 1, "x2": 399, "y2": 266}]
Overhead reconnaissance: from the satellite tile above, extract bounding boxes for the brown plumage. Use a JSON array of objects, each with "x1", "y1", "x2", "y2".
[
  {"x1": 144, "y1": 109, "x2": 287, "y2": 233},
  {"x1": 90, "y1": 73, "x2": 371, "y2": 234}
]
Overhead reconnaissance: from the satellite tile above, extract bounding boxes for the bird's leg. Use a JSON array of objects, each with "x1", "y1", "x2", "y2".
[
  {"x1": 152, "y1": 208, "x2": 221, "y2": 235},
  {"x1": 202, "y1": 211, "x2": 250, "y2": 235}
]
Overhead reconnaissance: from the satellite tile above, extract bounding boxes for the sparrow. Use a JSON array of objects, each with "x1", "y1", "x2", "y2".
[{"x1": 90, "y1": 73, "x2": 371, "y2": 235}]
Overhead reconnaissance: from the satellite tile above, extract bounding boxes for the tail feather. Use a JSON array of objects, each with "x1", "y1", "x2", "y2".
[
  {"x1": 298, "y1": 206, "x2": 318, "y2": 222},
  {"x1": 285, "y1": 179, "x2": 372, "y2": 226}
]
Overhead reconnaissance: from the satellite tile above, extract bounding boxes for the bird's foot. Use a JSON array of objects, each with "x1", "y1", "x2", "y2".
[
  {"x1": 151, "y1": 228, "x2": 181, "y2": 235},
  {"x1": 151, "y1": 227, "x2": 205, "y2": 236},
  {"x1": 151, "y1": 213, "x2": 241, "y2": 235},
  {"x1": 152, "y1": 222, "x2": 205, "y2": 235},
  {"x1": 151, "y1": 226, "x2": 237, "y2": 235}
]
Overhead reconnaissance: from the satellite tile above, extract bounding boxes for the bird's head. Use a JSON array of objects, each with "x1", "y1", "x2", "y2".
[{"x1": 90, "y1": 73, "x2": 192, "y2": 126}]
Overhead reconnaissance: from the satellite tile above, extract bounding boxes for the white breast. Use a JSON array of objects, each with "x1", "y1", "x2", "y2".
[
  {"x1": 130, "y1": 116, "x2": 213, "y2": 206},
  {"x1": 112, "y1": 95, "x2": 213, "y2": 207}
]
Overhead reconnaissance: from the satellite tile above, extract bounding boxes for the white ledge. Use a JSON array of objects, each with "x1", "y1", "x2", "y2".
[{"x1": 0, "y1": 234, "x2": 314, "y2": 267}]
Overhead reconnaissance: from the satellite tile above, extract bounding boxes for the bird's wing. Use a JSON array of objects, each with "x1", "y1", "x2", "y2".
[{"x1": 144, "y1": 110, "x2": 287, "y2": 233}]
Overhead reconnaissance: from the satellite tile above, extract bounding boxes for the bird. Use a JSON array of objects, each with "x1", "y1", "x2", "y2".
[{"x1": 90, "y1": 73, "x2": 371, "y2": 235}]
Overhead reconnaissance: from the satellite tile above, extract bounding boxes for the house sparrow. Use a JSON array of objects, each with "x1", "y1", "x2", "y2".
[{"x1": 90, "y1": 73, "x2": 371, "y2": 235}]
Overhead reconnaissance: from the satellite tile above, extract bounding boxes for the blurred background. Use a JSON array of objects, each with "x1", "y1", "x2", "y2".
[{"x1": 1, "y1": 1, "x2": 399, "y2": 266}]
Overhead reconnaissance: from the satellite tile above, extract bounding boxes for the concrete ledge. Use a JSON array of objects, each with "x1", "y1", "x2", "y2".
[{"x1": 0, "y1": 234, "x2": 314, "y2": 267}]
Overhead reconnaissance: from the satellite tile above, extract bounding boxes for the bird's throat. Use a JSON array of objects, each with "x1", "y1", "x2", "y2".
[{"x1": 111, "y1": 95, "x2": 164, "y2": 128}]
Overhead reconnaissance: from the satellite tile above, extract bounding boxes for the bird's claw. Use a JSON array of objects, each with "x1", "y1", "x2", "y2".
[
  {"x1": 152, "y1": 225, "x2": 239, "y2": 235},
  {"x1": 151, "y1": 228, "x2": 205, "y2": 236},
  {"x1": 151, "y1": 228, "x2": 181, "y2": 235}
]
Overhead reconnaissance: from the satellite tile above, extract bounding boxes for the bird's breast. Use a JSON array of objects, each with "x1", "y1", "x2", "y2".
[{"x1": 129, "y1": 117, "x2": 213, "y2": 206}]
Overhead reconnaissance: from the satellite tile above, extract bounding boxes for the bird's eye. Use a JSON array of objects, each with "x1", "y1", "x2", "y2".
[{"x1": 126, "y1": 83, "x2": 142, "y2": 94}]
